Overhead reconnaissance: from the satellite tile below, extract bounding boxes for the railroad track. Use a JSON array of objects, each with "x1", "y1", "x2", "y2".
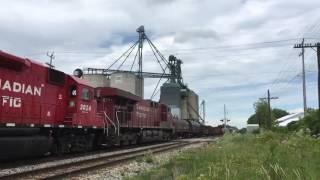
[{"x1": 0, "y1": 141, "x2": 197, "y2": 180}]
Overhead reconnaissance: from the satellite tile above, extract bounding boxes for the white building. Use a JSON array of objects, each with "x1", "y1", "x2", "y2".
[
  {"x1": 247, "y1": 124, "x2": 259, "y2": 133},
  {"x1": 276, "y1": 112, "x2": 305, "y2": 126}
]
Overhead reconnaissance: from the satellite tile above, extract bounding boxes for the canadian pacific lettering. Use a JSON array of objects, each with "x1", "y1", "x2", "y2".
[
  {"x1": 2, "y1": 96, "x2": 21, "y2": 108},
  {"x1": 0, "y1": 79, "x2": 42, "y2": 96}
]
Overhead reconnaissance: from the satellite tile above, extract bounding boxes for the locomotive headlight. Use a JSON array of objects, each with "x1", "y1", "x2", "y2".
[
  {"x1": 73, "y1": 68, "x2": 83, "y2": 78},
  {"x1": 69, "y1": 101, "x2": 75, "y2": 107}
]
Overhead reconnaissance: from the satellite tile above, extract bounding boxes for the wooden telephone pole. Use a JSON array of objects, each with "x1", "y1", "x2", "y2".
[
  {"x1": 260, "y1": 90, "x2": 278, "y2": 128},
  {"x1": 294, "y1": 42, "x2": 320, "y2": 110}
]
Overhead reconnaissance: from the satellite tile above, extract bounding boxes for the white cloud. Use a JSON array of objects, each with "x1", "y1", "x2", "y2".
[{"x1": 1, "y1": 0, "x2": 320, "y2": 128}]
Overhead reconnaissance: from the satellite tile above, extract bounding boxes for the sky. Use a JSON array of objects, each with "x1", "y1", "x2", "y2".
[{"x1": 1, "y1": 0, "x2": 320, "y2": 128}]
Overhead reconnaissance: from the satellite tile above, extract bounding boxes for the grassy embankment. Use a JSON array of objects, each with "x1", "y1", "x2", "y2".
[{"x1": 127, "y1": 132, "x2": 320, "y2": 180}]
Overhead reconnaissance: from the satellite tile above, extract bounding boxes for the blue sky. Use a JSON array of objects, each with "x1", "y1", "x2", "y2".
[{"x1": 0, "y1": 0, "x2": 320, "y2": 128}]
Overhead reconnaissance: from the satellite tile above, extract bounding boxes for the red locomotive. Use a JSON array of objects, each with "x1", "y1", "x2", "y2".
[{"x1": 0, "y1": 51, "x2": 223, "y2": 160}]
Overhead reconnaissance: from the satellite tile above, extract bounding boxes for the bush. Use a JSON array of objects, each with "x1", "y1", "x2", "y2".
[
  {"x1": 252, "y1": 129, "x2": 260, "y2": 134},
  {"x1": 303, "y1": 110, "x2": 320, "y2": 135},
  {"x1": 271, "y1": 126, "x2": 289, "y2": 134},
  {"x1": 287, "y1": 110, "x2": 320, "y2": 136},
  {"x1": 287, "y1": 121, "x2": 301, "y2": 131},
  {"x1": 238, "y1": 128, "x2": 247, "y2": 134}
]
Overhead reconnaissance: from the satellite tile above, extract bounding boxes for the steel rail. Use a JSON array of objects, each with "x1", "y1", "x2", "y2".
[{"x1": 0, "y1": 141, "x2": 197, "y2": 180}]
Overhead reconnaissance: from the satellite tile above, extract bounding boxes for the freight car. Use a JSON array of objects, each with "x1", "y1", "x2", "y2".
[
  {"x1": 172, "y1": 119, "x2": 190, "y2": 137},
  {"x1": 201, "y1": 125, "x2": 224, "y2": 136},
  {"x1": 0, "y1": 51, "x2": 222, "y2": 160}
]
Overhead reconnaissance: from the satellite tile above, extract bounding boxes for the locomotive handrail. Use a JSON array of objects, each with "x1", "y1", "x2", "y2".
[
  {"x1": 97, "y1": 112, "x2": 107, "y2": 135},
  {"x1": 115, "y1": 111, "x2": 120, "y2": 136},
  {"x1": 103, "y1": 111, "x2": 117, "y2": 135},
  {"x1": 106, "y1": 117, "x2": 109, "y2": 136}
]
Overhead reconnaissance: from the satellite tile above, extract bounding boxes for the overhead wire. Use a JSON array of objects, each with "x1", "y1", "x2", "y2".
[
  {"x1": 264, "y1": 23, "x2": 320, "y2": 108},
  {"x1": 268, "y1": 17, "x2": 320, "y2": 94},
  {"x1": 20, "y1": 20, "x2": 320, "y2": 104}
]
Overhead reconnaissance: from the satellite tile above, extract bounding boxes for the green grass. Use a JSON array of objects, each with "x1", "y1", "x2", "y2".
[
  {"x1": 126, "y1": 132, "x2": 320, "y2": 180},
  {"x1": 136, "y1": 150, "x2": 155, "y2": 164},
  {"x1": 143, "y1": 150, "x2": 155, "y2": 164}
]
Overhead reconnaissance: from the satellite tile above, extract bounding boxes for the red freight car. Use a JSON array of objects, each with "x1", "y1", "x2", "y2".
[{"x1": 95, "y1": 87, "x2": 173, "y2": 145}]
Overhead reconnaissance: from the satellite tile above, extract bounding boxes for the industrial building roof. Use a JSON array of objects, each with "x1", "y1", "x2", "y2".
[{"x1": 276, "y1": 112, "x2": 304, "y2": 126}]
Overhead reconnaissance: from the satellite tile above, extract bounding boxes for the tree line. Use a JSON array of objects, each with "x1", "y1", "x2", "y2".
[
  {"x1": 247, "y1": 99, "x2": 320, "y2": 136},
  {"x1": 247, "y1": 100, "x2": 289, "y2": 128}
]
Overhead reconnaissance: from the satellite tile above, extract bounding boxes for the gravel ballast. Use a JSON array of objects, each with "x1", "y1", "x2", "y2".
[{"x1": 71, "y1": 139, "x2": 213, "y2": 180}]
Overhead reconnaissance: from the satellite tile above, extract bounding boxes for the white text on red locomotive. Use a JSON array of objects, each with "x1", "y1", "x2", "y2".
[{"x1": 0, "y1": 79, "x2": 42, "y2": 96}]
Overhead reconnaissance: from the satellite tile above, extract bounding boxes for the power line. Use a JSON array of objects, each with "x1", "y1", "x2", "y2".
[
  {"x1": 268, "y1": 16, "x2": 320, "y2": 92},
  {"x1": 24, "y1": 38, "x2": 300, "y2": 57}
]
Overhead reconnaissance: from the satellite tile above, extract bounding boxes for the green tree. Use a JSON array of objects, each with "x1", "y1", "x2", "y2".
[
  {"x1": 286, "y1": 109, "x2": 320, "y2": 135},
  {"x1": 272, "y1": 108, "x2": 289, "y2": 119},
  {"x1": 254, "y1": 100, "x2": 270, "y2": 128},
  {"x1": 247, "y1": 100, "x2": 289, "y2": 128},
  {"x1": 301, "y1": 110, "x2": 320, "y2": 135},
  {"x1": 247, "y1": 114, "x2": 257, "y2": 124}
]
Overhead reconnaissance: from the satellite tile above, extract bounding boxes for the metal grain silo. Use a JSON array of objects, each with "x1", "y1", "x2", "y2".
[
  {"x1": 160, "y1": 82, "x2": 199, "y2": 121},
  {"x1": 83, "y1": 74, "x2": 110, "y2": 87},
  {"x1": 170, "y1": 87, "x2": 199, "y2": 121},
  {"x1": 134, "y1": 77, "x2": 144, "y2": 98},
  {"x1": 110, "y1": 72, "x2": 137, "y2": 95},
  {"x1": 160, "y1": 83, "x2": 182, "y2": 119},
  {"x1": 109, "y1": 72, "x2": 144, "y2": 97},
  {"x1": 186, "y1": 89, "x2": 199, "y2": 121}
]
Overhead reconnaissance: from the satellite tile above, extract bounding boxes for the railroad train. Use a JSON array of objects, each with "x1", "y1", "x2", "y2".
[{"x1": 0, "y1": 51, "x2": 223, "y2": 160}]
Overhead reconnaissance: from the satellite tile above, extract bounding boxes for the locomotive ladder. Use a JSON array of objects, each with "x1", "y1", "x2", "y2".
[{"x1": 103, "y1": 111, "x2": 119, "y2": 136}]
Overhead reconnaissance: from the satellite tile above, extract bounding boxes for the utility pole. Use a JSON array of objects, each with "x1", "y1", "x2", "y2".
[
  {"x1": 260, "y1": 90, "x2": 278, "y2": 129},
  {"x1": 46, "y1": 51, "x2": 55, "y2": 69},
  {"x1": 294, "y1": 42, "x2": 320, "y2": 110},
  {"x1": 223, "y1": 104, "x2": 226, "y2": 128},
  {"x1": 318, "y1": 44, "x2": 320, "y2": 111},
  {"x1": 223, "y1": 104, "x2": 230, "y2": 128},
  {"x1": 220, "y1": 104, "x2": 230, "y2": 131},
  {"x1": 299, "y1": 38, "x2": 308, "y2": 114}
]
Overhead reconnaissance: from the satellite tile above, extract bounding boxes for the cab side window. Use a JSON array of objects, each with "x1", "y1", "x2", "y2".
[
  {"x1": 70, "y1": 85, "x2": 77, "y2": 97},
  {"x1": 82, "y1": 88, "x2": 91, "y2": 100}
]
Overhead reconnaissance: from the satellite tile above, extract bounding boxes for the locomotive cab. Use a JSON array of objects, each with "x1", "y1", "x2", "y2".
[{"x1": 65, "y1": 76, "x2": 103, "y2": 128}]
